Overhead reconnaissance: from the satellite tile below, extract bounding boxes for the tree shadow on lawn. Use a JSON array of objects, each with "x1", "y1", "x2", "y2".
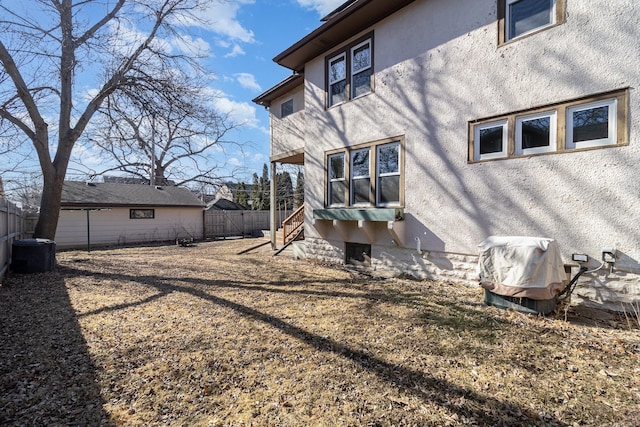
[
  {"x1": 61, "y1": 265, "x2": 566, "y2": 426},
  {"x1": 0, "y1": 272, "x2": 114, "y2": 426}
]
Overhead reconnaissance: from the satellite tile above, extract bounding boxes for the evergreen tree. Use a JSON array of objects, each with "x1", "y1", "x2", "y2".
[
  {"x1": 234, "y1": 182, "x2": 249, "y2": 208},
  {"x1": 259, "y1": 163, "x2": 270, "y2": 211},
  {"x1": 276, "y1": 171, "x2": 294, "y2": 210},
  {"x1": 294, "y1": 170, "x2": 304, "y2": 208},
  {"x1": 250, "y1": 172, "x2": 262, "y2": 210}
]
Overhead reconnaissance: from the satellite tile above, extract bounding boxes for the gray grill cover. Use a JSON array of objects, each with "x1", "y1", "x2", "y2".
[{"x1": 478, "y1": 236, "x2": 567, "y2": 300}]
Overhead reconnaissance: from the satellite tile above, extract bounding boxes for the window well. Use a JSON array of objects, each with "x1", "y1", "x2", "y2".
[{"x1": 345, "y1": 242, "x2": 371, "y2": 267}]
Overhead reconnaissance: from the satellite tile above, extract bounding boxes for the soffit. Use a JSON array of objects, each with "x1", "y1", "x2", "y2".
[
  {"x1": 252, "y1": 73, "x2": 304, "y2": 107},
  {"x1": 274, "y1": 0, "x2": 416, "y2": 72}
]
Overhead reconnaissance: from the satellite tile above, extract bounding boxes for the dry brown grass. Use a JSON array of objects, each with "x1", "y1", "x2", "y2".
[{"x1": 1, "y1": 239, "x2": 639, "y2": 426}]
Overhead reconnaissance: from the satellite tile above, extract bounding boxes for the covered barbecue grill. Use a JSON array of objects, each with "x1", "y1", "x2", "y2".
[{"x1": 477, "y1": 236, "x2": 568, "y2": 315}]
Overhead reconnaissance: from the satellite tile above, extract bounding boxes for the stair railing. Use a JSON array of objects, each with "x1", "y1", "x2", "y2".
[{"x1": 282, "y1": 204, "x2": 304, "y2": 245}]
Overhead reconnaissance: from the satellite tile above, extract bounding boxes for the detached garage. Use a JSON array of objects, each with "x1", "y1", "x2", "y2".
[{"x1": 55, "y1": 181, "x2": 204, "y2": 249}]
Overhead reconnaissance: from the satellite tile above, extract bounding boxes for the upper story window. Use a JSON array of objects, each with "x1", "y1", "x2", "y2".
[
  {"x1": 498, "y1": 0, "x2": 565, "y2": 44},
  {"x1": 326, "y1": 137, "x2": 403, "y2": 208},
  {"x1": 326, "y1": 34, "x2": 373, "y2": 108},
  {"x1": 469, "y1": 88, "x2": 628, "y2": 162},
  {"x1": 328, "y1": 53, "x2": 347, "y2": 107},
  {"x1": 351, "y1": 40, "x2": 372, "y2": 99},
  {"x1": 281, "y1": 99, "x2": 294, "y2": 118}
]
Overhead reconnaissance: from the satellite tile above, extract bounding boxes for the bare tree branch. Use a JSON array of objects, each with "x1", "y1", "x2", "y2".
[
  {"x1": 0, "y1": 0, "x2": 223, "y2": 238},
  {"x1": 89, "y1": 75, "x2": 242, "y2": 187}
]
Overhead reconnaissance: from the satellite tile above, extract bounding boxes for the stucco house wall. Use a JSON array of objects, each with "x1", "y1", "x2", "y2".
[
  {"x1": 271, "y1": 84, "x2": 306, "y2": 161},
  {"x1": 55, "y1": 207, "x2": 203, "y2": 249},
  {"x1": 299, "y1": 0, "x2": 640, "y2": 310}
]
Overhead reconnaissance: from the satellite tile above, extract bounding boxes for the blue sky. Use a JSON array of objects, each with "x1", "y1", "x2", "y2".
[
  {"x1": 0, "y1": 0, "x2": 346, "y2": 193},
  {"x1": 192, "y1": 0, "x2": 346, "y2": 182},
  {"x1": 106, "y1": 0, "x2": 346, "y2": 184}
]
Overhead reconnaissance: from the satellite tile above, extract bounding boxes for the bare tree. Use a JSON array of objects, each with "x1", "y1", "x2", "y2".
[
  {"x1": 86, "y1": 78, "x2": 239, "y2": 187},
  {"x1": 0, "y1": 0, "x2": 215, "y2": 239},
  {"x1": 9, "y1": 173, "x2": 43, "y2": 212}
]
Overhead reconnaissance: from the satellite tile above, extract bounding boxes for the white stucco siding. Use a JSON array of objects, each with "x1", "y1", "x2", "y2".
[
  {"x1": 271, "y1": 85, "x2": 306, "y2": 160},
  {"x1": 55, "y1": 207, "x2": 203, "y2": 249},
  {"x1": 302, "y1": 0, "x2": 640, "y2": 307}
]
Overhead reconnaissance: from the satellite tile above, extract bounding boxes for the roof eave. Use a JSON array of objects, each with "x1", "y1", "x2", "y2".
[
  {"x1": 252, "y1": 73, "x2": 304, "y2": 107},
  {"x1": 273, "y1": 0, "x2": 416, "y2": 72}
]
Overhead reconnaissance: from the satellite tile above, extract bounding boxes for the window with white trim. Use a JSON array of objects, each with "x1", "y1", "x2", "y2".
[
  {"x1": 326, "y1": 34, "x2": 373, "y2": 108},
  {"x1": 469, "y1": 88, "x2": 628, "y2": 162},
  {"x1": 499, "y1": 0, "x2": 564, "y2": 45},
  {"x1": 515, "y1": 110, "x2": 556, "y2": 155},
  {"x1": 350, "y1": 148, "x2": 371, "y2": 206},
  {"x1": 328, "y1": 53, "x2": 347, "y2": 107},
  {"x1": 326, "y1": 138, "x2": 403, "y2": 208},
  {"x1": 351, "y1": 40, "x2": 372, "y2": 100},
  {"x1": 474, "y1": 120, "x2": 508, "y2": 161},
  {"x1": 328, "y1": 153, "x2": 346, "y2": 207},
  {"x1": 376, "y1": 142, "x2": 400, "y2": 206},
  {"x1": 566, "y1": 99, "x2": 617, "y2": 149}
]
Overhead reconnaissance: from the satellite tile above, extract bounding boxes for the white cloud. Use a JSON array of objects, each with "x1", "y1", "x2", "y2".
[
  {"x1": 71, "y1": 142, "x2": 106, "y2": 173},
  {"x1": 228, "y1": 157, "x2": 244, "y2": 167},
  {"x1": 177, "y1": 0, "x2": 255, "y2": 43},
  {"x1": 235, "y1": 73, "x2": 262, "y2": 92},
  {"x1": 296, "y1": 0, "x2": 346, "y2": 16},
  {"x1": 205, "y1": 88, "x2": 259, "y2": 128},
  {"x1": 216, "y1": 39, "x2": 231, "y2": 49},
  {"x1": 170, "y1": 34, "x2": 212, "y2": 56},
  {"x1": 224, "y1": 44, "x2": 245, "y2": 58}
]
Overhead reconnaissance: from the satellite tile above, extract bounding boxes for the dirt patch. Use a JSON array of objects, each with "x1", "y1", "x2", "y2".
[{"x1": 1, "y1": 239, "x2": 638, "y2": 426}]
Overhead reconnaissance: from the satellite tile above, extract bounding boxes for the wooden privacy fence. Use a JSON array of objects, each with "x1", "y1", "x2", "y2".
[
  {"x1": 204, "y1": 209, "x2": 292, "y2": 239},
  {"x1": 0, "y1": 198, "x2": 26, "y2": 279}
]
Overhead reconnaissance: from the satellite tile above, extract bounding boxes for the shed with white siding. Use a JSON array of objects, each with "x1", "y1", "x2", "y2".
[{"x1": 55, "y1": 181, "x2": 204, "y2": 249}]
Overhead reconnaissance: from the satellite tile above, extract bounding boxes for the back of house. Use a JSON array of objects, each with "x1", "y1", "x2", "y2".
[{"x1": 255, "y1": 0, "x2": 640, "y2": 311}]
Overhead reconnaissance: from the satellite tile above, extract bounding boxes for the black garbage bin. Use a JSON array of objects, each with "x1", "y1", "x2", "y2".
[{"x1": 11, "y1": 239, "x2": 56, "y2": 273}]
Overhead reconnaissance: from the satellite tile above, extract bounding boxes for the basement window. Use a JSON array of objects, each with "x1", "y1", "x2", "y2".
[{"x1": 345, "y1": 242, "x2": 371, "y2": 267}]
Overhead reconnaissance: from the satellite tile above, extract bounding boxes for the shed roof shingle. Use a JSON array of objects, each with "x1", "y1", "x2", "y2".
[{"x1": 61, "y1": 181, "x2": 204, "y2": 208}]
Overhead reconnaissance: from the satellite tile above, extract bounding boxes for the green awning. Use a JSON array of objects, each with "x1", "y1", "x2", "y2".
[{"x1": 313, "y1": 208, "x2": 403, "y2": 222}]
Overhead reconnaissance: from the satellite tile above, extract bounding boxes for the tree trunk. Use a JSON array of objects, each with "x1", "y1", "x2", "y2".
[{"x1": 33, "y1": 169, "x2": 65, "y2": 240}]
